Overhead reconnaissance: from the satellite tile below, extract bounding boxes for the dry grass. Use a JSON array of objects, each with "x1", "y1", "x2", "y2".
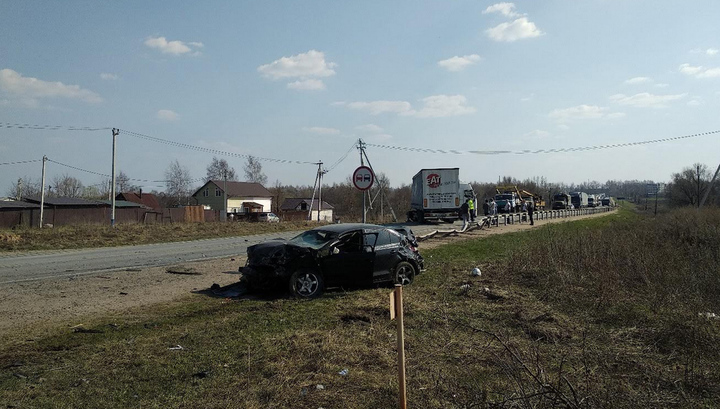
[
  {"x1": 1, "y1": 205, "x2": 719, "y2": 408},
  {"x1": 0, "y1": 221, "x2": 322, "y2": 252}
]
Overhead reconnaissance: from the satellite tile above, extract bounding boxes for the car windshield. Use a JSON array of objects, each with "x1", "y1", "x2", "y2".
[
  {"x1": 288, "y1": 229, "x2": 338, "y2": 250},
  {"x1": 496, "y1": 194, "x2": 513, "y2": 200}
]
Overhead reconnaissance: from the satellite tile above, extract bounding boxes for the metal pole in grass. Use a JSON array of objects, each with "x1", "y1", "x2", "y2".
[{"x1": 390, "y1": 284, "x2": 408, "y2": 409}]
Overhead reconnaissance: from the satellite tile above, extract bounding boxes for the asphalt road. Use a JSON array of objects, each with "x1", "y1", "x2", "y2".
[{"x1": 0, "y1": 223, "x2": 447, "y2": 284}]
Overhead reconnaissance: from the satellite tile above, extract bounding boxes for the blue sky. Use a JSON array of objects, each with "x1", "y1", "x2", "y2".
[{"x1": 1, "y1": 1, "x2": 719, "y2": 192}]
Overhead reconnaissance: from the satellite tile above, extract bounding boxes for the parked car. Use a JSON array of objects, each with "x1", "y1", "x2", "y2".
[
  {"x1": 389, "y1": 226, "x2": 419, "y2": 248},
  {"x1": 239, "y1": 223, "x2": 424, "y2": 298},
  {"x1": 257, "y1": 212, "x2": 280, "y2": 222}
]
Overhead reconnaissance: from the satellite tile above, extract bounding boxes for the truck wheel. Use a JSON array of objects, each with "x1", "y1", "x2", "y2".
[
  {"x1": 393, "y1": 261, "x2": 416, "y2": 286},
  {"x1": 288, "y1": 269, "x2": 324, "y2": 298}
]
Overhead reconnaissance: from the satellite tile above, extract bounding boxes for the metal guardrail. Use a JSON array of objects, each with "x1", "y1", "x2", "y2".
[{"x1": 417, "y1": 206, "x2": 617, "y2": 241}]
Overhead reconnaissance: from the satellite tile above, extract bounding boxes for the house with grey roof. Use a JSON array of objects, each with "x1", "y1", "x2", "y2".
[
  {"x1": 191, "y1": 180, "x2": 273, "y2": 214},
  {"x1": 280, "y1": 198, "x2": 334, "y2": 222}
]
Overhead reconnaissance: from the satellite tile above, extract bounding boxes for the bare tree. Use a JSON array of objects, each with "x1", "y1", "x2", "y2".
[
  {"x1": 164, "y1": 160, "x2": 193, "y2": 206},
  {"x1": 667, "y1": 163, "x2": 711, "y2": 207},
  {"x1": 52, "y1": 174, "x2": 84, "y2": 197},
  {"x1": 244, "y1": 156, "x2": 268, "y2": 185},
  {"x1": 6, "y1": 177, "x2": 42, "y2": 199},
  {"x1": 116, "y1": 171, "x2": 140, "y2": 193},
  {"x1": 206, "y1": 157, "x2": 237, "y2": 181}
]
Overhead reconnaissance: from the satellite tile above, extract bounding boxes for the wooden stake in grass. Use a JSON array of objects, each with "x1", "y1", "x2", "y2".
[{"x1": 390, "y1": 284, "x2": 407, "y2": 409}]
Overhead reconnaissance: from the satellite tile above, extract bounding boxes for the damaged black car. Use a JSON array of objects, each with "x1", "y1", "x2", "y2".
[{"x1": 239, "y1": 223, "x2": 424, "y2": 298}]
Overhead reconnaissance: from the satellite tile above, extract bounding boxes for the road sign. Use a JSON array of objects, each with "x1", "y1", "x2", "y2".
[{"x1": 353, "y1": 166, "x2": 374, "y2": 191}]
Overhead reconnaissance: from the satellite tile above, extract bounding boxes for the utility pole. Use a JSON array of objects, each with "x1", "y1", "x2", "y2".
[
  {"x1": 16, "y1": 178, "x2": 23, "y2": 200},
  {"x1": 697, "y1": 164, "x2": 701, "y2": 208},
  {"x1": 317, "y1": 161, "x2": 324, "y2": 222},
  {"x1": 359, "y1": 139, "x2": 366, "y2": 224},
  {"x1": 308, "y1": 162, "x2": 321, "y2": 221},
  {"x1": 222, "y1": 169, "x2": 228, "y2": 222},
  {"x1": 39, "y1": 156, "x2": 47, "y2": 228},
  {"x1": 111, "y1": 128, "x2": 119, "y2": 227}
]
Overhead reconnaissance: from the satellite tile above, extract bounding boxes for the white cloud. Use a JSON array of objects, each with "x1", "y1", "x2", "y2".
[
  {"x1": 0, "y1": 68, "x2": 102, "y2": 104},
  {"x1": 345, "y1": 95, "x2": 475, "y2": 118},
  {"x1": 346, "y1": 100, "x2": 413, "y2": 115},
  {"x1": 364, "y1": 133, "x2": 394, "y2": 142},
  {"x1": 624, "y1": 76, "x2": 651, "y2": 84},
  {"x1": 355, "y1": 124, "x2": 384, "y2": 133},
  {"x1": 413, "y1": 94, "x2": 476, "y2": 118},
  {"x1": 606, "y1": 112, "x2": 627, "y2": 119},
  {"x1": 144, "y1": 36, "x2": 203, "y2": 56},
  {"x1": 486, "y1": 17, "x2": 543, "y2": 42},
  {"x1": 258, "y1": 50, "x2": 336, "y2": 80},
  {"x1": 557, "y1": 124, "x2": 570, "y2": 130},
  {"x1": 549, "y1": 105, "x2": 616, "y2": 122},
  {"x1": 708, "y1": 48, "x2": 719, "y2": 56},
  {"x1": 437, "y1": 54, "x2": 481, "y2": 72},
  {"x1": 520, "y1": 93, "x2": 535, "y2": 102},
  {"x1": 654, "y1": 83, "x2": 669, "y2": 88},
  {"x1": 483, "y1": 3, "x2": 520, "y2": 17},
  {"x1": 302, "y1": 126, "x2": 340, "y2": 135},
  {"x1": 287, "y1": 79, "x2": 325, "y2": 90},
  {"x1": 157, "y1": 109, "x2": 179, "y2": 121},
  {"x1": 609, "y1": 92, "x2": 687, "y2": 108},
  {"x1": 687, "y1": 99, "x2": 702, "y2": 106},
  {"x1": 679, "y1": 63, "x2": 720, "y2": 78},
  {"x1": 100, "y1": 73, "x2": 118, "y2": 80}
]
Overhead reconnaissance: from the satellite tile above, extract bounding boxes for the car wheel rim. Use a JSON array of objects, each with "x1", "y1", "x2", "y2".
[
  {"x1": 297, "y1": 273, "x2": 319, "y2": 295},
  {"x1": 397, "y1": 266, "x2": 413, "y2": 286}
]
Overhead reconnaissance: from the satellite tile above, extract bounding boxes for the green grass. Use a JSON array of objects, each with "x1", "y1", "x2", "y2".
[{"x1": 2, "y1": 206, "x2": 719, "y2": 408}]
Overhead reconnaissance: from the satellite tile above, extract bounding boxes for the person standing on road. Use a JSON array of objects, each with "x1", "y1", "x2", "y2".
[
  {"x1": 483, "y1": 199, "x2": 489, "y2": 216},
  {"x1": 528, "y1": 201, "x2": 535, "y2": 225},
  {"x1": 460, "y1": 199, "x2": 470, "y2": 230},
  {"x1": 504, "y1": 201, "x2": 511, "y2": 214},
  {"x1": 468, "y1": 198, "x2": 476, "y2": 222}
]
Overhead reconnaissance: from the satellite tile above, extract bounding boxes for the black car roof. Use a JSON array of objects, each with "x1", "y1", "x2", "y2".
[{"x1": 310, "y1": 223, "x2": 386, "y2": 234}]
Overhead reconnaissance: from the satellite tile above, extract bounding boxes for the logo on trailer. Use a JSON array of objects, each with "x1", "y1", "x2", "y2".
[{"x1": 426, "y1": 174, "x2": 441, "y2": 188}]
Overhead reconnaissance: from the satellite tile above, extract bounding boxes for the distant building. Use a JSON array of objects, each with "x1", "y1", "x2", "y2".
[
  {"x1": 192, "y1": 180, "x2": 273, "y2": 214},
  {"x1": 280, "y1": 198, "x2": 334, "y2": 221},
  {"x1": 116, "y1": 191, "x2": 162, "y2": 210}
]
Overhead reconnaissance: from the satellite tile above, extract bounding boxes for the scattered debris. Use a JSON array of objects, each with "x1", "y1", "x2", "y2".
[
  {"x1": 460, "y1": 283, "x2": 471, "y2": 292},
  {"x1": 169, "y1": 345, "x2": 184, "y2": 351},
  {"x1": 699, "y1": 312, "x2": 719, "y2": 320},
  {"x1": 338, "y1": 368, "x2": 348, "y2": 376},
  {"x1": 125, "y1": 268, "x2": 142, "y2": 272},
  {"x1": 208, "y1": 282, "x2": 247, "y2": 298},
  {"x1": 471, "y1": 267, "x2": 482, "y2": 277},
  {"x1": 300, "y1": 387, "x2": 308, "y2": 396},
  {"x1": 482, "y1": 287, "x2": 505, "y2": 301},
  {"x1": 316, "y1": 384, "x2": 325, "y2": 390},
  {"x1": 72, "y1": 378, "x2": 89, "y2": 387},
  {"x1": 71, "y1": 325, "x2": 102, "y2": 334},
  {"x1": 119, "y1": 292, "x2": 128, "y2": 295},
  {"x1": 166, "y1": 266, "x2": 201, "y2": 275},
  {"x1": 192, "y1": 370, "x2": 210, "y2": 378}
]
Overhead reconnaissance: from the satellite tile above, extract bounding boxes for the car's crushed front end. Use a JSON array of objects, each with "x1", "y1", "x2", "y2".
[{"x1": 239, "y1": 240, "x2": 316, "y2": 290}]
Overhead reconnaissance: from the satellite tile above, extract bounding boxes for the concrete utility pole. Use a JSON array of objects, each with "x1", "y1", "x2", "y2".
[
  {"x1": 39, "y1": 156, "x2": 47, "y2": 228},
  {"x1": 111, "y1": 128, "x2": 119, "y2": 227},
  {"x1": 16, "y1": 178, "x2": 23, "y2": 200},
  {"x1": 222, "y1": 169, "x2": 228, "y2": 222},
  {"x1": 360, "y1": 139, "x2": 366, "y2": 224},
  {"x1": 317, "y1": 161, "x2": 324, "y2": 222}
]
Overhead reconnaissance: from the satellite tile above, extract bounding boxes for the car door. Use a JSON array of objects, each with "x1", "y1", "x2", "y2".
[
  {"x1": 319, "y1": 230, "x2": 374, "y2": 287},
  {"x1": 370, "y1": 229, "x2": 402, "y2": 283}
]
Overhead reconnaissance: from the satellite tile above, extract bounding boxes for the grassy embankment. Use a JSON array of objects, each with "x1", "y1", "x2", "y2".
[
  {"x1": 1, "y1": 205, "x2": 719, "y2": 408},
  {"x1": 0, "y1": 221, "x2": 320, "y2": 252}
]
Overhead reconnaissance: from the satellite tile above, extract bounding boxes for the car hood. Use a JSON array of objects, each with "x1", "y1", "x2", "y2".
[{"x1": 246, "y1": 240, "x2": 314, "y2": 267}]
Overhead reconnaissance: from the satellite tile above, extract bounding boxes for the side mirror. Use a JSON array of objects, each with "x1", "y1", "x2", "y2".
[{"x1": 332, "y1": 247, "x2": 340, "y2": 255}]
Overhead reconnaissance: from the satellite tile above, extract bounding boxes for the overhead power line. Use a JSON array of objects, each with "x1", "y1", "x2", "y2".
[
  {"x1": 119, "y1": 129, "x2": 317, "y2": 165},
  {"x1": 45, "y1": 158, "x2": 205, "y2": 184},
  {"x1": 0, "y1": 159, "x2": 43, "y2": 166},
  {"x1": 0, "y1": 122, "x2": 111, "y2": 131},
  {"x1": 365, "y1": 129, "x2": 720, "y2": 156},
  {"x1": 325, "y1": 141, "x2": 357, "y2": 173}
]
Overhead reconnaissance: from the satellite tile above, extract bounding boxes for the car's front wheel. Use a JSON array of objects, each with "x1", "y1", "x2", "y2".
[
  {"x1": 288, "y1": 269, "x2": 324, "y2": 298},
  {"x1": 393, "y1": 261, "x2": 416, "y2": 286}
]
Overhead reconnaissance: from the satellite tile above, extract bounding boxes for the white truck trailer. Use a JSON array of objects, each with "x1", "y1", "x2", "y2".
[{"x1": 407, "y1": 168, "x2": 475, "y2": 223}]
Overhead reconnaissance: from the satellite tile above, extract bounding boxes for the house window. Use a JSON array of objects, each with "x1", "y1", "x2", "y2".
[
  {"x1": 300, "y1": 202, "x2": 307, "y2": 211},
  {"x1": 203, "y1": 188, "x2": 209, "y2": 197},
  {"x1": 215, "y1": 188, "x2": 222, "y2": 197}
]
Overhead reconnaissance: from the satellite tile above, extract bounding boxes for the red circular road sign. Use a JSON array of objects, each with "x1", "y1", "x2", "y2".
[{"x1": 353, "y1": 166, "x2": 374, "y2": 191}]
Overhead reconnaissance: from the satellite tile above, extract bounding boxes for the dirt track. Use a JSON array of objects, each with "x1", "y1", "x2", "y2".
[{"x1": 0, "y1": 211, "x2": 615, "y2": 341}]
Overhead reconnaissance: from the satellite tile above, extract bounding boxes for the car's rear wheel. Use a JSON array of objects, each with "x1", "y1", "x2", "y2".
[
  {"x1": 289, "y1": 269, "x2": 324, "y2": 298},
  {"x1": 393, "y1": 261, "x2": 416, "y2": 286}
]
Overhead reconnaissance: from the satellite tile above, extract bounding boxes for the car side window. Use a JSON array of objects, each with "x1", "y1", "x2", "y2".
[
  {"x1": 363, "y1": 233, "x2": 378, "y2": 248},
  {"x1": 374, "y1": 230, "x2": 393, "y2": 247},
  {"x1": 336, "y1": 231, "x2": 362, "y2": 253},
  {"x1": 387, "y1": 230, "x2": 401, "y2": 245}
]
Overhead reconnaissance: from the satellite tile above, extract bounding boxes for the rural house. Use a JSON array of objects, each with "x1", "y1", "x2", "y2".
[
  {"x1": 192, "y1": 180, "x2": 273, "y2": 215},
  {"x1": 116, "y1": 191, "x2": 162, "y2": 210},
  {"x1": 280, "y1": 198, "x2": 334, "y2": 222}
]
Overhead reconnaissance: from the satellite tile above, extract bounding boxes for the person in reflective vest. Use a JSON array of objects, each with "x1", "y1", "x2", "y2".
[{"x1": 468, "y1": 198, "x2": 475, "y2": 222}]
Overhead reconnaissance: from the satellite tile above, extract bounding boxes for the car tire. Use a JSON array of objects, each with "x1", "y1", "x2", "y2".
[
  {"x1": 393, "y1": 261, "x2": 416, "y2": 286},
  {"x1": 288, "y1": 269, "x2": 324, "y2": 298}
]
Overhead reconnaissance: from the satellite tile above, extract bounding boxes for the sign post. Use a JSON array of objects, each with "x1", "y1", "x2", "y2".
[
  {"x1": 353, "y1": 166, "x2": 374, "y2": 223},
  {"x1": 390, "y1": 284, "x2": 407, "y2": 409}
]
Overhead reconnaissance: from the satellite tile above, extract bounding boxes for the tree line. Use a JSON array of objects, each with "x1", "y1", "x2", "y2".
[{"x1": 6, "y1": 160, "x2": 718, "y2": 218}]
